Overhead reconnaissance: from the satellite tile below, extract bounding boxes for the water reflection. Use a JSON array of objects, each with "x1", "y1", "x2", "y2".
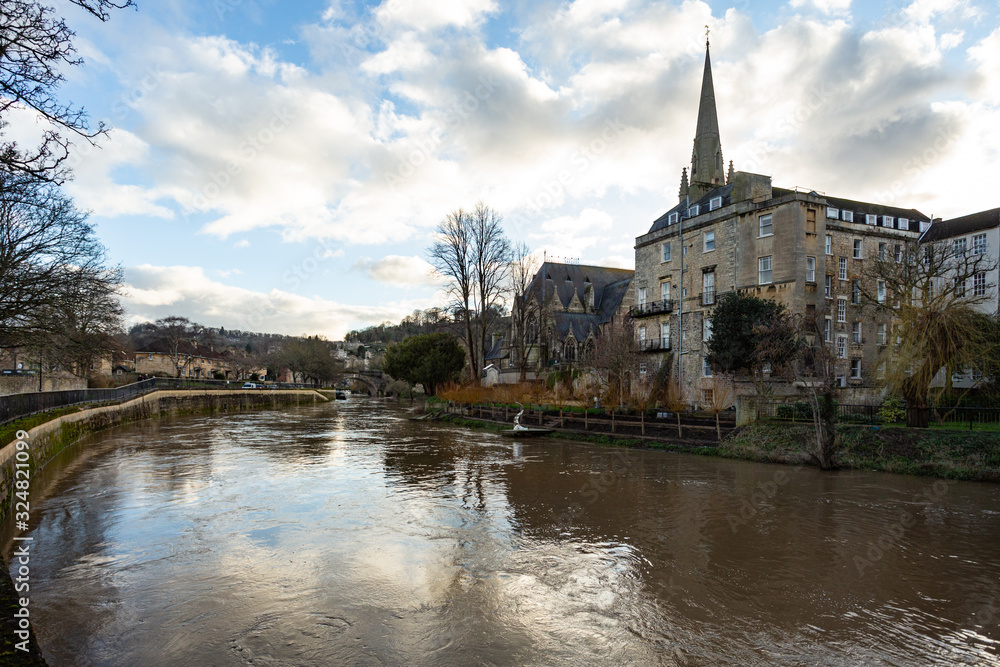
[{"x1": 7, "y1": 400, "x2": 1000, "y2": 666}]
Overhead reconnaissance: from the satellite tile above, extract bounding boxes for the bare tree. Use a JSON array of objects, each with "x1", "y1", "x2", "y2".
[
  {"x1": 430, "y1": 209, "x2": 477, "y2": 379},
  {"x1": 153, "y1": 316, "x2": 201, "y2": 378},
  {"x1": 508, "y1": 241, "x2": 538, "y2": 381},
  {"x1": 705, "y1": 376, "x2": 736, "y2": 442},
  {"x1": 1, "y1": 0, "x2": 135, "y2": 182},
  {"x1": 0, "y1": 172, "x2": 122, "y2": 347},
  {"x1": 429, "y1": 203, "x2": 512, "y2": 384},
  {"x1": 470, "y1": 202, "x2": 511, "y2": 378},
  {"x1": 861, "y1": 238, "x2": 998, "y2": 426},
  {"x1": 591, "y1": 315, "x2": 638, "y2": 433}
]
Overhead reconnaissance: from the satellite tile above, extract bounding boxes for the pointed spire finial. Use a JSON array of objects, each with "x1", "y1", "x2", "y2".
[{"x1": 705, "y1": 24, "x2": 710, "y2": 47}]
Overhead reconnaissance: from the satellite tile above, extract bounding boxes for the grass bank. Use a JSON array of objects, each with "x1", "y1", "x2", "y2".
[
  {"x1": 721, "y1": 423, "x2": 1000, "y2": 482},
  {"x1": 437, "y1": 413, "x2": 998, "y2": 482}
]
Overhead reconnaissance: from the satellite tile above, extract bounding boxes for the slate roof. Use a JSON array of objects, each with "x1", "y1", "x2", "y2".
[
  {"x1": 647, "y1": 184, "x2": 930, "y2": 235},
  {"x1": 136, "y1": 340, "x2": 226, "y2": 360},
  {"x1": 921, "y1": 208, "x2": 1000, "y2": 243},
  {"x1": 526, "y1": 262, "x2": 634, "y2": 341}
]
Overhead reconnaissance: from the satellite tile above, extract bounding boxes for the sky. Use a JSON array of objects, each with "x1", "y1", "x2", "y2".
[{"x1": 11, "y1": 0, "x2": 999, "y2": 339}]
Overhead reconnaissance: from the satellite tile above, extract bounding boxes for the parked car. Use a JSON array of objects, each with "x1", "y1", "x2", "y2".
[{"x1": 242, "y1": 382, "x2": 259, "y2": 389}]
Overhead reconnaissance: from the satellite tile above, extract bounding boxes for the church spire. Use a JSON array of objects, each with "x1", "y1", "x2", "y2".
[{"x1": 688, "y1": 34, "x2": 725, "y2": 195}]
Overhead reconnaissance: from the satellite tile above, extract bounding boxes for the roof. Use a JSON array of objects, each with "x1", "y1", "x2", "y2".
[
  {"x1": 647, "y1": 185, "x2": 930, "y2": 235},
  {"x1": 921, "y1": 208, "x2": 1000, "y2": 243},
  {"x1": 649, "y1": 183, "x2": 735, "y2": 233},
  {"x1": 526, "y1": 262, "x2": 633, "y2": 341},
  {"x1": 527, "y1": 262, "x2": 634, "y2": 313},
  {"x1": 485, "y1": 336, "x2": 508, "y2": 361}
]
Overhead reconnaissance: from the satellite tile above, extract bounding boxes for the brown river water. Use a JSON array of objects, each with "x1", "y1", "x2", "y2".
[{"x1": 5, "y1": 399, "x2": 1000, "y2": 666}]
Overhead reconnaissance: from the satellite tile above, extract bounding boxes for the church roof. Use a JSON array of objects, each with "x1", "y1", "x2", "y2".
[{"x1": 526, "y1": 262, "x2": 633, "y2": 340}]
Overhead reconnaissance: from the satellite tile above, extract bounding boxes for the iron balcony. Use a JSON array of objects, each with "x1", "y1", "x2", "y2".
[{"x1": 630, "y1": 299, "x2": 673, "y2": 318}]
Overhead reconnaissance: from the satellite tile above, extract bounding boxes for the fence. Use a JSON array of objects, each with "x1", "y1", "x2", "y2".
[
  {"x1": 755, "y1": 401, "x2": 1000, "y2": 431},
  {"x1": 0, "y1": 378, "x2": 316, "y2": 426}
]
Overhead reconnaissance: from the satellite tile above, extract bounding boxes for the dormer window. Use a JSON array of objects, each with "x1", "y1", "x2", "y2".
[
  {"x1": 668, "y1": 212, "x2": 679, "y2": 225},
  {"x1": 897, "y1": 217, "x2": 908, "y2": 230},
  {"x1": 709, "y1": 196, "x2": 722, "y2": 211},
  {"x1": 866, "y1": 214, "x2": 877, "y2": 226},
  {"x1": 689, "y1": 204, "x2": 700, "y2": 217},
  {"x1": 826, "y1": 207, "x2": 839, "y2": 219},
  {"x1": 881, "y1": 215, "x2": 894, "y2": 227},
  {"x1": 841, "y1": 210, "x2": 854, "y2": 222}
]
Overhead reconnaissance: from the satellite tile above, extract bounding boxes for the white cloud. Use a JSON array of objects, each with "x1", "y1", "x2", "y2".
[
  {"x1": 351, "y1": 255, "x2": 445, "y2": 287},
  {"x1": 123, "y1": 264, "x2": 427, "y2": 338},
  {"x1": 234, "y1": 239, "x2": 251, "y2": 248},
  {"x1": 374, "y1": 0, "x2": 498, "y2": 32},
  {"x1": 789, "y1": 0, "x2": 852, "y2": 15}
]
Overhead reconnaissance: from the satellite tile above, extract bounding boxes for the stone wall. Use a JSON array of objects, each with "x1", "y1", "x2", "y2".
[{"x1": 0, "y1": 375, "x2": 87, "y2": 397}]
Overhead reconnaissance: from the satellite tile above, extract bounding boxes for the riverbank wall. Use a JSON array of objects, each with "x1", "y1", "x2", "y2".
[{"x1": 438, "y1": 412, "x2": 1000, "y2": 482}]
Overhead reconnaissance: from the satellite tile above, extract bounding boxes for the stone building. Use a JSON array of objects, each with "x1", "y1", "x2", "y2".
[
  {"x1": 633, "y1": 41, "x2": 929, "y2": 401},
  {"x1": 495, "y1": 261, "x2": 633, "y2": 382}
]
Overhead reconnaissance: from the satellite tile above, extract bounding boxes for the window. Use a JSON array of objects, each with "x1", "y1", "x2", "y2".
[
  {"x1": 759, "y1": 214, "x2": 773, "y2": 237},
  {"x1": 701, "y1": 389, "x2": 715, "y2": 404},
  {"x1": 878, "y1": 242, "x2": 886, "y2": 260},
  {"x1": 824, "y1": 318, "x2": 832, "y2": 342},
  {"x1": 703, "y1": 357, "x2": 713, "y2": 377},
  {"x1": 806, "y1": 209, "x2": 817, "y2": 234},
  {"x1": 827, "y1": 207, "x2": 839, "y2": 219},
  {"x1": 638, "y1": 325, "x2": 646, "y2": 346},
  {"x1": 852, "y1": 321, "x2": 862, "y2": 344},
  {"x1": 954, "y1": 238, "x2": 966, "y2": 257},
  {"x1": 709, "y1": 196, "x2": 722, "y2": 211},
  {"x1": 703, "y1": 317, "x2": 713, "y2": 342},
  {"x1": 866, "y1": 214, "x2": 877, "y2": 226},
  {"x1": 806, "y1": 256, "x2": 816, "y2": 282},
  {"x1": 839, "y1": 257, "x2": 847, "y2": 280},
  {"x1": 973, "y1": 234, "x2": 987, "y2": 255},
  {"x1": 662, "y1": 242, "x2": 671, "y2": 262},
  {"x1": 897, "y1": 217, "x2": 908, "y2": 230},
  {"x1": 704, "y1": 231, "x2": 715, "y2": 252},
  {"x1": 894, "y1": 245, "x2": 902, "y2": 263},
  {"x1": 661, "y1": 281, "x2": 670, "y2": 302},
  {"x1": 853, "y1": 239, "x2": 863, "y2": 259},
  {"x1": 852, "y1": 280, "x2": 861, "y2": 304},
  {"x1": 850, "y1": 359, "x2": 862, "y2": 379},
  {"x1": 825, "y1": 275, "x2": 832, "y2": 298},
  {"x1": 639, "y1": 362, "x2": 647, "y2": 375},
  {"x1": 877, "y1": 362, "x2": 886, "y2": 379},
  {"x1": 842, "y1": 210, "x2": 854, "y2": 222},
  {"x1": 877, "y1": 323, "x2": 887, "y2": 346},
  {"x1": 668, "y1": 212, "x2": 679, "y2": 225},
  {"x1": 877, "y1": 280, "x2": 886, "y2": 303},
  {"x1": 955, "y1": 277, "x2": 966, "y2": 298},
  {"x1": 758, "y1": 256, "x2": 773, "y2": 284},
  {"x1": 703, "y1": 271, "x2": 715, "y2": 304},
  {"x1": 974, "y1": 272, "x2": 986, "y2": 296},
  {"x1": 837, "y1": 299, "x2": 847, "y2": 322},
  {"x1": 148, "y1": 353, "x2": 153, "y2": 360},
  {"x1": 661, "y1": 323, "x2": 670, "y2": 348},
  {"x1": 837, "y1": 375, "x2": 846, "y2": 388},
  {"x1": 825, "y1": 234, "x2": 833, "y2": 255},
  {"x1": 882, "y1": 215, "x2": 894, "y2": 227},
  {"x1": 837, "y1": 335, "x2": 847, "y2": 358},
  {"x1": 689, "y1": 204, "x2": 700, "y2": 217},
  {"x1": 638, "y1": 287, "x2": 647, "y2": 306}
]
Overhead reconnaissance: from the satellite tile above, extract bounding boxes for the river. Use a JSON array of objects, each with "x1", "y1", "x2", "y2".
[{"x1": 7, "y1": 400, "x2": 1000, "y2": 666}]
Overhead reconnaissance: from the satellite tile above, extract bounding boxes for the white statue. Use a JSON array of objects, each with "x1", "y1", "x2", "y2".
[{"x1": 513, "y1": 402, "x2": 528, "y2": 431}]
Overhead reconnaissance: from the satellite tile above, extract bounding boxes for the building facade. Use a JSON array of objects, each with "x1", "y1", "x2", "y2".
[
  {"x1": 634, "y1": 41, "x2": 929, "y2": 400},
  {"x1": 496, "y1": 261, "x2": 633, "y2": 382}
]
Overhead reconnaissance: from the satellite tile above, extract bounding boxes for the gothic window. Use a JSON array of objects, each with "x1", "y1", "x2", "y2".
[{"x1": 564, "y1": 339, "x2": 577, "y2": 362}]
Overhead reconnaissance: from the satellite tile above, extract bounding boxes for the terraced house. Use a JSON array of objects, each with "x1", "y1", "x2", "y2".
[{"x1": 633, "y1": 41, "x2": 930, "y2": 401}]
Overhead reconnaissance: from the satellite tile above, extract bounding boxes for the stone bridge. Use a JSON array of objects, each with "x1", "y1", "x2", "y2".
[{"x1": 343, "y1": 370, "x2": 389, "y2": 396}]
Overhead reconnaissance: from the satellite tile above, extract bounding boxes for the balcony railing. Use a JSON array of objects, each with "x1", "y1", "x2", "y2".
[
  {"x1": 636, "y1": 338, "x2": 671, "y2": 353},
  {"x1": 631, "y1": 299, "x2": 673, "y2": 318}
]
